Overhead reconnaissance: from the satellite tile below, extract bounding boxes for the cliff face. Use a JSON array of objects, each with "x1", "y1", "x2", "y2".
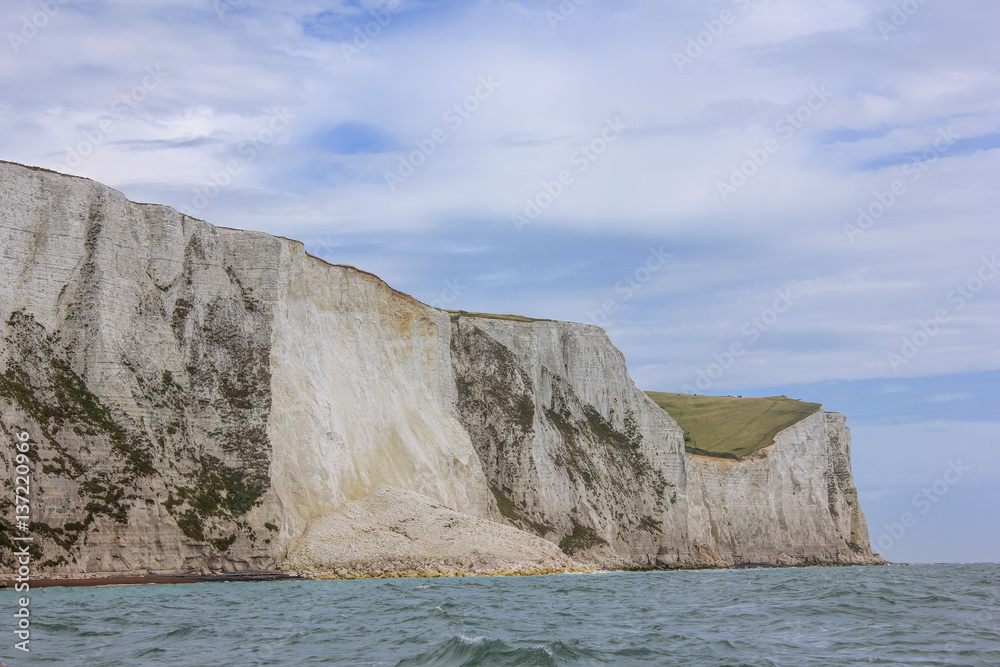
[
  {"x1": 684, "y1": 411, "x2": 873, "y2": 565},
  {"x1": 0, "y1": 161, "x2": 878, "y2": 577},
  {"x1": 1, "y1": 165, "x2": 282, "y2": 574},
  {"x1": 264, "y1": 241, "x2": 498, "y2": 548},
  {"x1": 450, "y1": 317, "x2": 688, "y2": 565},
  {"x1": 450, "y1": 319, "x2": 876, "y2": 567}
]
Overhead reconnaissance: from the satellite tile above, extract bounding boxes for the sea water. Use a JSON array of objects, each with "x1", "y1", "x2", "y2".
[{"x1": 2, "y1": 563, "x2": 997, "y2": 666}]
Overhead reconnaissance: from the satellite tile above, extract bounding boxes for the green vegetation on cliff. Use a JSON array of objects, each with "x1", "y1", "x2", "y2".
[
  {"x1": 644, "y1": 392, "x2": 822, "y2": 460},
  {"x1": 558, "y1": 522, "x2": 609, "y2": 555}
]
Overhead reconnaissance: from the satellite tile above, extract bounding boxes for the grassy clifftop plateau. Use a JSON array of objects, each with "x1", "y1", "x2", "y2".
[{"x1": 644, "y1": 392, "x2": 822, "y2": 460}]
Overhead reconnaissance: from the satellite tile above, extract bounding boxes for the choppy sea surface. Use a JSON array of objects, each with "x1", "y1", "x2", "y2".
[{"x1": 2, "y1": 563, "x2": 998, "y2": 666}]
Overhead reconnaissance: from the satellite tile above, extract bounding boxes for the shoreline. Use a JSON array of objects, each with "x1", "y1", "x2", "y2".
[
  {"x1": 0, "y1": 560, "x2": 891, "y2": 589},
  {"x1": 0, "y1": 571, "x2": 303, "y2": 589}
]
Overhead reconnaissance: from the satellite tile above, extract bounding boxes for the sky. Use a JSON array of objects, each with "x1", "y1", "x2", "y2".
[{"x1": 1, "y1": 0, "x2": 997, "y2": 563}]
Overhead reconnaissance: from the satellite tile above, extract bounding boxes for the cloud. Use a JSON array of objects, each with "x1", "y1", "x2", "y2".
[
  {"x1": 1, "y1": 0, "x2": 997, "y2": 397},
  {"x1": 494, "y1": 131, "x2": 570, "y2": 147}
]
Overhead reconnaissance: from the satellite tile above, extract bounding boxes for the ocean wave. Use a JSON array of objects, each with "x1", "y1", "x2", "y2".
[{"x1": 392, "y1": 634, "x2": 620, "y2": 666}]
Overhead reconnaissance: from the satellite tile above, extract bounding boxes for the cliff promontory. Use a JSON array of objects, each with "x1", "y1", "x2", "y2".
[{"x1": 0, "y1": 160, "x2": 880, "y2": 579}]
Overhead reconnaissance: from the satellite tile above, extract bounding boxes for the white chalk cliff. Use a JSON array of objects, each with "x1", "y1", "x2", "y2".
[{"x1": 0, "y1": 161, "x2": 880, "y2": 577}]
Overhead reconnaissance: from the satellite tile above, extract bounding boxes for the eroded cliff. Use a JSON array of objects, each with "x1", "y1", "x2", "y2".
[
  {"x1": 0, "y1": 161, "x2": 879, "y2": 577},
  {"x1": 684, "y1": 411, "x2": 874, "y2": 566},
  {"x1": 450, "y1": 318, "x2": 877, "y2": 568}
]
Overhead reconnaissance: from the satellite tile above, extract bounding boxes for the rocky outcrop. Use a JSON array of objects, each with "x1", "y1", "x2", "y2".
[
  {"x1": 450, "y1": 319, "x2": 877, "y2": 568},
  {"x1": 0, "y1": 165, "x2": 282, "y2": 574},
  {"x1": 450, "y1": 317, "x2": 687, "y2": 566},
  {"x1": 684, "y1": 411, "x2": 874, "y2": 566},
  {"x1": 0, "y1": 161, "x2": 879, "y2": 578}
]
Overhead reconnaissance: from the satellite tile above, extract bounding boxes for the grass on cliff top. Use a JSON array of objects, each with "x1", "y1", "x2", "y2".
[
  {"x1": 446, "y1": 310, "x2": 548, "y2": 323},
  {"x1": 644, "y1": 392, "x2": 822, "y2": 460}
]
